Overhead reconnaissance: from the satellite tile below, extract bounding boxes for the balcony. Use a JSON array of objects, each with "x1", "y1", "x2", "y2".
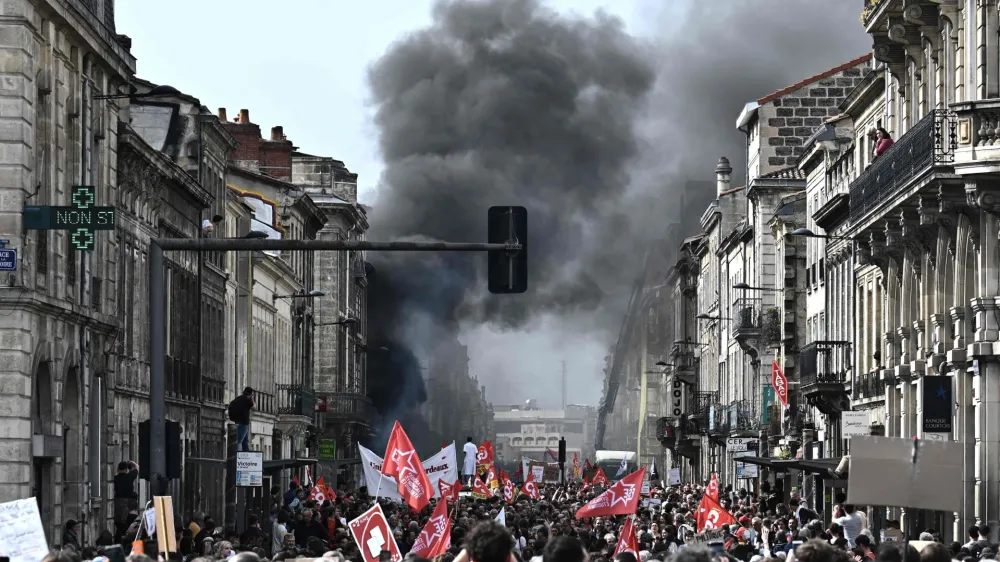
[
  {"x1": 656, "y1": 417, "x2": 676, "y2": 449},
  {"x1": 849, "y1": 109, "x2": 955, "y2": 224},
  {"x1": 325, "y1": 392, "x2": 380, "y2": 430},
  {"x1": 165, "y1": 356, "x2": 199, "y2": 401},
  {"x1": 709, "y1": 399, "x2": 757, "y2": 441},
  {"x1": 733, "y1": 298, "x2": 762, "y2": 358},
  {"x1": 276, "y1": 384, "x2": 316, "y2": 418},
  {"x1": 800, "y1": 341, "x2": 852, "y2": 417},
  {"x1": 683, "y1": 391, "x2": 717, "y2": 435},
  {"x1": 852, "y1": 371, "x2": 885, "y2": 401}
]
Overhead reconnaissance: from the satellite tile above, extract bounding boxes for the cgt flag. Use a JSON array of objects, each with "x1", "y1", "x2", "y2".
[
  {"x1": 613, "y1": 517, "x2": 640, "y2": 557},
  {"x1": 348, "y1": 504, "x2": 402, "y2": 562},
  {"x1": 575, "y1": 467, "x2": 646, "y2": 518},
  {"x1": 476, "y1": 441, "x2": 495, "y2": 473},
  {"x1": 381, "y1": 422, "x2": 434, "y2": 512},
  {"x1": 409, "y1": 499, "x2": 451, "y2": 558},
  {"x1": 696, "y1": 492, "x2": 737, "y2": 532},
  {"x1": 521, "y1": 473, "x2": 540, "y2": 500},
  {"x1": 706, "y1": 473, "x2": 719, "y2": 502}
]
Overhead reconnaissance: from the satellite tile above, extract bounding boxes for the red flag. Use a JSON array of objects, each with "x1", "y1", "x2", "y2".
[
  {"x1": 585, "y1": 459, "x2": 593, "y2": 470},
  {"x1": 476, "y1": 441, "x2": 494, "y2": 472},
  {"x1": 706, "y1": 473, "x2": 719, "y2": 502},
  {"x1": 544, "y1": 448, "x2": 558, "y2": 462},
  {"x1": 573, "y1": 453, "x2": 580, "y2": 477},
  {"x1": 409, "y1": 499, "x2": 451, "y2": 558},
  {"x1": 613, "y1": 517, "x2": 640, "y2": 557},
  {"x1": 486, "y1": 465, "x2": 500, "y2": 489},
  {"x1": 772, "y1": 359, "x2": 789, "y2": 407},
  {"x1": 472, "y1": 476, "x2": 491, "y2": 499},
  {"x1": 438, "y1": 479, "x2": 460, "y2": 503},
  {"x1": 441, "y1": 441, "x2": 448, "y2": 449},
  {"x1": 292, "y1": 474, "x2": 300, "y2": 486},
  {"x1": 348, "y1": 504, "x2": 402, "y2": 562},
  {"x1": 502, "y1": 476, "x2": 517, "y2": 504},
  {"x1": 696, "y1": 493, "x2": 737, "y2": 532},
  {"x1": 381, "y1": 421, "x2": 434, "y2": 512},
  {"x1": 591, "y1": 467, "x2": 610, "y2": 487},
  {"x1": 308, "y1": 476, "x2": 329, "y2": 502},
  {"x1": 575, "y1": 467, "x2": 645, "y2": 519},
  {"x1": 513, "y1": 462, "x2": 524, "y2": 479},
  {"x1": 521, "y1": 473, "x2": 540, "y2": 500},
  {"x1": 326, "y1": 485, "x2": 338, "y2": 502}
]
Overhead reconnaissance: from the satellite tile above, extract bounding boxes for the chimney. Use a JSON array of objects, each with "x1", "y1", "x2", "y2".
[
  {"x1": 716, "y1": 156, "x2": 733, "y2": 197},
  {"x1": 271, "y1": 126, "x2": 284, "y2": 141},
  {"x1": 218, "y1": 108, "x2": 227, "y2": 122},
  {"x1": 239, "y1": 109, "x2": 250, "y2": 124}
]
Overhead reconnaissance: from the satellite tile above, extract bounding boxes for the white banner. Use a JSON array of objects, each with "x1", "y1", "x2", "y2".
[
  {"x1": 360, "y1": 443, "x2": 459, "y2": 501},
  {"x1": 495, "y1": 507, "x2": 506, "y2": 526}
]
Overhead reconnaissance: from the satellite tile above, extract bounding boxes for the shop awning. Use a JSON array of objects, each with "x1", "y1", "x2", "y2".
[
  {"x1": 789, "y1": 458, "x2": 843, "y2": 477},
  {"x1": 735, "y1": 457, "x2": 793, "y2": 471},
  {"x1": 263, "y1": 457, "x2": 318, "y2": 471}
]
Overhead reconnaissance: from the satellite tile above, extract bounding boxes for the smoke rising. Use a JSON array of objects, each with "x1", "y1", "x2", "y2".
[{"x1": 363, "y1": 0, "x2": 870, "y2": 437}]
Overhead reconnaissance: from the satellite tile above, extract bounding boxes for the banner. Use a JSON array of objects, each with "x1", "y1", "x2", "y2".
[
  {"x1": 771, "y1": 360, "x2": 789, "y2": 407},
  {"x1": 359, "y1": 443, "x2": 459, "y2": 501},
  {"x1": 922, "y1": 375, "x2": 953, "y2": 438}
]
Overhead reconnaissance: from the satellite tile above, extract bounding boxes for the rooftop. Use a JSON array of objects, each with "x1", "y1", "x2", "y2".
[
  {"x1": 757, "y1": 54, "x2": 872, "y2": 105},
  {"x1": 760, "y1": 166, "x2": 806, "y2": 180}
]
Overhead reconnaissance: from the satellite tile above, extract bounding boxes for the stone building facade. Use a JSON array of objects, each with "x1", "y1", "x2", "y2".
[{"x1": 0, "y1": 0, "x2": 135, "y2": 543}]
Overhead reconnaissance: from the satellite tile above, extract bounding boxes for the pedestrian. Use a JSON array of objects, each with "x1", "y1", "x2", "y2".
[
  {"x1": 228, "y1": 387, "x2": 255, "y2": 452},
  {"x1": 463, "y1": 437, "x2": 478, "y2": 486}
]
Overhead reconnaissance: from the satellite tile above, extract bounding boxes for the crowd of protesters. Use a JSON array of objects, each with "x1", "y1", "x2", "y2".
[{"x1": 37, "y1": 475, "x2": 989, "y2": 562}]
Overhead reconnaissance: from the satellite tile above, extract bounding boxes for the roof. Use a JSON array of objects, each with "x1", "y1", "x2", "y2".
[
  {"x1": 760, "y1": 166, "x2": 806, "y2": 180},
  {"x1": 720, "y1": 185, "x2": 745, "y2": 196},
  {"x1": 756, "y1": 54, "x2": 872, "y2": 105}
]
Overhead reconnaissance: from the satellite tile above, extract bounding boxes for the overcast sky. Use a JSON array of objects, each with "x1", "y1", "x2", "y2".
[{"x1": 116, "y1": 1, "x2": 869, "y2": 410}]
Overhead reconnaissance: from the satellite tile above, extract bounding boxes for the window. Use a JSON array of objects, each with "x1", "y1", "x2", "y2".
[{"x1": 819, "y1": 258, "x2": 825, "y2": 284}]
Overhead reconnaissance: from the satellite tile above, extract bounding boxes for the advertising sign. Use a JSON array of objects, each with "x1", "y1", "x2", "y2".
[{"x1": 922, "y1": 375, "x2": 953, "y2": 440}]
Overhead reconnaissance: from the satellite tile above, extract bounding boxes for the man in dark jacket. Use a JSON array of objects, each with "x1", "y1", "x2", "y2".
[{"x1": 229, "y1": 387, "x2": 255, "y2": 452}]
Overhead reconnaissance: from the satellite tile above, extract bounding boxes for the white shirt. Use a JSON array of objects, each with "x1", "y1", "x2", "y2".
[{"x1": 463, "y1": 442, "x2": 479, "y2": 475}]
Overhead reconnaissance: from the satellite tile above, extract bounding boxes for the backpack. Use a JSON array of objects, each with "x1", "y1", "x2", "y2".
[{"x1": 228, "y1": 396, "x2": 244, "y2": 422}]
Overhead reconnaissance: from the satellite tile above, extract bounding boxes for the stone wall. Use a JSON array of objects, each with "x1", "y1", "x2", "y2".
[{"x1": 757, "y1": 61, "x2": 871, "y2": 173}]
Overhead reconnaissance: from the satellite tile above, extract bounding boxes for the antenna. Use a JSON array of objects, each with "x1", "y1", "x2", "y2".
[{"x1": 561, "y1": 360, "x2": 567, "y2": 410}]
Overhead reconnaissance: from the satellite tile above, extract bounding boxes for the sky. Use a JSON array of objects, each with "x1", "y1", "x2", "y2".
[{"x1": 116, "y1": 0, "x2": 870, "y2": 410}]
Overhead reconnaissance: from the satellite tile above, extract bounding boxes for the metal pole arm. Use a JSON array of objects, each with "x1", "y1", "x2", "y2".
[{"x1": 154, "y1": 238, "x2": 521, "y2": 253}]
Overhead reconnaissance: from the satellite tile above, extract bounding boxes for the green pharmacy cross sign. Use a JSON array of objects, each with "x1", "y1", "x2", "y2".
[{"x1": 23, "y1": 185, "x2": 116, "y2": 251}]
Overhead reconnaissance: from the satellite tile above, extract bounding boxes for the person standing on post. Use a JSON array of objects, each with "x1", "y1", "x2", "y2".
[
  {"x1": 229, "y1": 387, "x2": 255, "y2": 452},
  {"x1": 463, "y1": 437, "x2": 478, "y2": 486}
]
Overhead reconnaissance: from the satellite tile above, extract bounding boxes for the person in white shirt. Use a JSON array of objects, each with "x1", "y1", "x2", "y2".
[{"x1": 463, "y1": 437, "x2": 479, "y2": 485}]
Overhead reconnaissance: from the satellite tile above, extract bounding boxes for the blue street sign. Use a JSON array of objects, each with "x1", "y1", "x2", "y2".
[{"x1": 0, "y1": 249, "x2": 17, "y2": 271}]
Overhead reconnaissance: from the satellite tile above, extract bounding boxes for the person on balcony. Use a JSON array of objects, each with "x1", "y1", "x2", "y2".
[
  {"x1": 228, "y1": 387, "x2": 255, "y2": 452},
  {"x1": 873, "y1": 127, "x2": 894, "y2": 159}
]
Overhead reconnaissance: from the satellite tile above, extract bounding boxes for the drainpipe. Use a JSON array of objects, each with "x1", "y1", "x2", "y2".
[{"x1": 82, "y1": 53, "x2": 101, "y2": 540}]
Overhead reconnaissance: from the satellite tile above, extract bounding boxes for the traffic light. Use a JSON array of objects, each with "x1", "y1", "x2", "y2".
[
  {"x1": 558, "y1": 437, "x2": 567, "y2": 464},
  {"x1": 487, "y1": 206, "x2": 528, "y2": 294},
  {"x1": 139, "y1": 419, "x2": 182, "y2": 480}
]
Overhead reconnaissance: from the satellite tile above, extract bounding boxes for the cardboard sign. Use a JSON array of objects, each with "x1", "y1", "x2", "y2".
[
  {"x1": 0, "y1": 497, "x2": 48, "y2": 562},
  {"x1": 689, "y1": 529, "x2": 725, "y2": 545},
  {"x1": 348, "y1": 504, "x2": 402, "y2": 562},
  {"x1": 153, "y1": 496, "x2": 177, "y2": 554},
  {"x1": 846, "y1": 436, "x2": 961, "y2": 512}
]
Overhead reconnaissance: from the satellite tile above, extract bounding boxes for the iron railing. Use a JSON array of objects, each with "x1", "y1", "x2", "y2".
[
  {"x1": 325, "y1": 392, "x2": 380, "y2": 426},
  {"x1": 733, "y1": 298, "x2": 762, "y2": 338},
  {"x1": 799, "y1": 341, "x2": 852, "y2": 387},
  {"x1": 853, "y1": 371, "x2": 885, "y2": 400},
  {"x1": 201, "y1": 378, "x2": 225, "y2": 404},
  {"x1": 849, "y1": 109, "x2": 956, "y2": 222},
  {"x1": 686, "y1": 391, "x2": 718, "y2": 433},
  {"x1": 276, "y1": 384, "x2": 316, "y2": 418},
  {"x1": 165, "y1": 356, "x2": 199, "y2": 400}
]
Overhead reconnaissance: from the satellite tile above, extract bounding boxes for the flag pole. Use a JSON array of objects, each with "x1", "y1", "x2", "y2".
[{"x1": 372, "y1": 476, "x2": 384, "y2": 505}]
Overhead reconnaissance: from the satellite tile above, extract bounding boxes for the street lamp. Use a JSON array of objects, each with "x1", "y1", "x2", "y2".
[
  {"x1": 674, "y1": 339, "x2": 709, "y2": 347},
  {"x1": 696, "y1": 313, "x2": 732, "y2": 321},
  {"x1": 273, "y1": 289, "x2": 326, "y2": 303},
  {"x1": 315, "y1": 317, "x2": 359, "y2": 328},
  {"x1": 790, "y1": 227, "x2": 853, "y2": 241},
  {"x1": 733, "y1": 282, "x2": 788, "y2": 292}
]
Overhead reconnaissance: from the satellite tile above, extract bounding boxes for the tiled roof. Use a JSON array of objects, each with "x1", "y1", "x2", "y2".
[
  {"x1": 760, "y1": 166, "x2": 806, "y2": 180},
  {"x1": 757, "y1": 54, "x2": 872, "y2": 105},
  {"x1": 720, "y1": 185, "x2": 745, "y2": 196}
]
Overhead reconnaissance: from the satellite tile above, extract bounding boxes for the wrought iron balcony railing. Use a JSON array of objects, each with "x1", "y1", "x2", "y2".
[
  {"x1": 276, "y1": 384, "x2": 316, "y2": 418},
  {"x1": 733, "y1": 298, "x2": 762, "y2": 339},
  {"x1": 800, "y1": 341, "x2": 852, "y2": 416},
  {"x1": 849, "y1": 109, "x2": 956, "y2": 223},
  {"x1": 852, "y1": 371, "x2": 885, "y2": 400},
  {"x1": 325, "y1": 392, "x2": 380, "y2": 427}
]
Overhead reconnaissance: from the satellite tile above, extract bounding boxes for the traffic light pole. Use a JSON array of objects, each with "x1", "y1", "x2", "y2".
[{"x1": 147, "y1": 237, "x2": 521, "y2": 495}]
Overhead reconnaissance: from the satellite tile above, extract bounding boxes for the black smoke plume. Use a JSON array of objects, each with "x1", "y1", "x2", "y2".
[{"x1": 363, "y1": 0, "x2": 870, "y2": 436}]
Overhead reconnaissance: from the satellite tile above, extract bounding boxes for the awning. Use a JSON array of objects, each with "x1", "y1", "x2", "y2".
[
  {"x1": 263, "y1": 457, "x2": 319, "y2": 471},
  {"x1": 186, "y1": 456, "x2": 225, "y2": 465},
  {"x1": 790, "y1": 458, "x2": 843, "y2": 477},
  {"x1": 735, "y1": 457, "x2": 793, "y2": 471}
]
